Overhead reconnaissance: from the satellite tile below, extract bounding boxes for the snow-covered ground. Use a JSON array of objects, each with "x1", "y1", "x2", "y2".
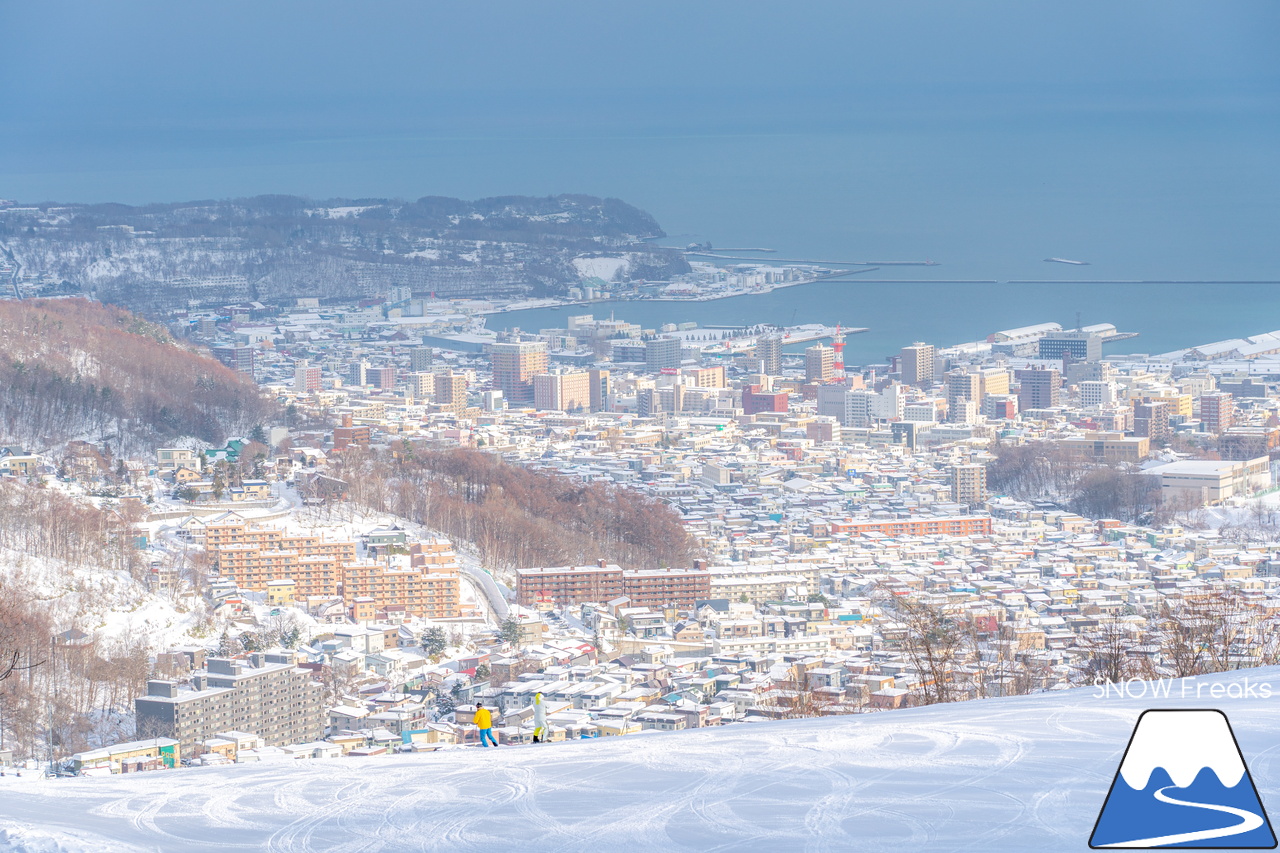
[
  {"x1": 5, "y1": 668, "x2": 1280, "y2": 851},
  {"x1": 0, "y1": 542, "x2": 205, "y2": 655},
  {"x1": 572, "y1": 256, "x2": 628, "y2": 282}
]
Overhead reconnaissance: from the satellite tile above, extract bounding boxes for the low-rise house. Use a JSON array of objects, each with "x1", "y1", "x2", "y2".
[{"x1": 71, "y1": 738, "x2": 180, "y2": 775}]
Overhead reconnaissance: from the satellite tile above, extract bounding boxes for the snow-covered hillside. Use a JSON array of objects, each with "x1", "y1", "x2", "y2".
[{"x1": 5, "y1": 669, "x2": 1280, "y2": 851}]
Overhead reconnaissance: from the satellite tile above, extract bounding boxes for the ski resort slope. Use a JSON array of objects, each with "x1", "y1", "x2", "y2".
[{"x1": 4, "y1": 669, "x2": 1280, "y2": 852}]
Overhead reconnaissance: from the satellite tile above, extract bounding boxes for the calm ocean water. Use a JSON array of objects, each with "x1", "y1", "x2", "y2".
[{"x1": 7, "y1": 117, "x2": 1277, "y2": 360}]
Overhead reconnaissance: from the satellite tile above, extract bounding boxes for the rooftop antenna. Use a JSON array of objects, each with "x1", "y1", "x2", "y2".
[{"x1": 1076, "y1": 311, "x2": 1082, "y2": 331}]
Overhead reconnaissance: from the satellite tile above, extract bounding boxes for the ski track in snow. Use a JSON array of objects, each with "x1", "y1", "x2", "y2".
[{"x1": 5, "y1": 671, "x2": 1280, "y2": 852}]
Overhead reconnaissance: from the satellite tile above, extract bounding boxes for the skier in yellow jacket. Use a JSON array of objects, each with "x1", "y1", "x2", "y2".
[
  {"x1": 475, "y1": 702, "x2": 498, "y2": 747},
  {"x1": 532, "y1": 693, "x2": 547, "y2": 743}
]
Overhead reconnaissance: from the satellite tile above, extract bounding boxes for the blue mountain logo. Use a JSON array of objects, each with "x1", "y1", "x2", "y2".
[{"x1": 1091, "y1": 709, "x2": 1277, "y2": 848}]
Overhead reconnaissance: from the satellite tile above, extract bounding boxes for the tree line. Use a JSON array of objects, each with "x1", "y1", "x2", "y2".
[
  {"x1": 874, "y1": 588, "x2": 1280, "y2": 711},
  {"x1": 986, "y1": 441, "x2": 1162, "y2": 523},
  {"x1": 0, "y1": 480, "x2": 155, "y2": 761},
  {"x1": 329, "y1": 446, "x2": 701, "y2": 573},
  {"x1": 0, "y1": 298, "x2": 275, "y2": 453}
]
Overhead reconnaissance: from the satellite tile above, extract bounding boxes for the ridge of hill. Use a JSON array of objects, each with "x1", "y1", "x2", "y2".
[
  {"x1": 1, "y1": 194, "x2": 690, "y2": 311},
  {"x1": 3, "y1": 668, "x2": 1278, "y2": 851},
  {"x1": 0, "y1": 298, "x2": 274, "y2": 453}
]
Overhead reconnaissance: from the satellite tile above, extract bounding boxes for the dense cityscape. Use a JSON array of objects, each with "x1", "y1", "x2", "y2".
[
  {"x1": 5, "y1": 266, "x2": 1280, "y2": 777},
  {"x1": 2, "y1": 3, "x2": 1277, "y2": 849}
]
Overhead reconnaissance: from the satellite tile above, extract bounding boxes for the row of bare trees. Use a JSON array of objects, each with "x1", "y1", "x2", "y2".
[
  {"x1": 0, "y1": 480, "x2": 156, "y2": 760},
  {"x1": 877, "y1": 589, "x2": 1280, "y2": 712},
  {"x1": 330, "y1": 446, "x2": 701, "y2": 572},
  {"x1": 1076, "y1": 592, "x2": 1280, "y2": 685},
  {"x1": 987, "y1": 441, "x2": 1162, "y2": 523},
  {"x1": 0, "y1": 479, "x2": 146, "y2": 578},
  {"x1": 0, "y1": 298, "x2": 275, "y2": 452}
]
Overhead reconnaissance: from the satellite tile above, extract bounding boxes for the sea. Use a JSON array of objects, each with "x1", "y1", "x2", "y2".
[{"x1": 3, "y1": 20, "x2": 1278, "y2": 362}]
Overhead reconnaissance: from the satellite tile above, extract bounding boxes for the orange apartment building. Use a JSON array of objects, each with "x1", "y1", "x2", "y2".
[
  {"x1": 620, "y1": 568, "x2": 712, "y2": 609},
  {"x1": 517, "y1": 563, "x2": 623, "y2": 607},
  {"x1": 207, "y1": 522, "x2": 462, "y2": 618},
  {"x1": 339, "y1": 560, "x2": 461, "y2": 619},
  {"x1": 827, "y1": 516, "x2": 992, "y2": 538},
  {"x1": 684, "y1": 366, "x2": 726, "y2": 388},
  {"x1": 516, "y1": 561, "x2": 710, "y2": 608},
  {"x1": 206, "y1": 522, "x2": 357, "y2": 596},
  {"x1": 339, "y1": 541, "x2": 461, "y2": 619}
]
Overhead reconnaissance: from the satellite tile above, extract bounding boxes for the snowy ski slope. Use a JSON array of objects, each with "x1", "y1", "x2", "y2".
[{"x1": 4, "y1": 668, "x2": 1280, "y2": 852}]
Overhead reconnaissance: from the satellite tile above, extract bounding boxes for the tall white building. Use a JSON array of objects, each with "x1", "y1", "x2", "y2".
[{"x1": 1080, "y1": 380, "x2": 1117, "y2": 408}]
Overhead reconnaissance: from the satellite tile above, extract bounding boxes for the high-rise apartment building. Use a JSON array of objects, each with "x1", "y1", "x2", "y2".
[
  {"x1": 816, "y1": 384, "x2": 850, "y2": 423},
  {"x1": 410, "y1": 347, "x2": 433, "y2": 371},
  {"x1": 135, "y1": 654, "x2": 326, "y2": 756},
  {"x1": 489, "y1": 341, "x2": 548, "y2": 404},
  {"x1": 983, "y1": 395, "x2": 1019, "y2": 420},
  {"x1": 533, "y1": 370, "x2": 592, "y2": 412},
  {"x1": 684, "y1": 366, "x2": 725, "y2": 388},
  {"x1": 981, "y1": 367, "x2": 1011, "y2": 397},
  {"x1": 742, "y1": 385, "x2": 788, "y2": 415},
  {"x1": 900, "y1": 342, "x2": 936, "y2": 387},
  {"x1": 636, "y1": 386, "x2": 661, "y2": 417},
  {"x1": 367, "y1": 366, "x2": 396, "y2": 390},
  {"x1": 1133, "y1": 398, "x2": 1173, "y2": 445},
  {"x1": 645, "y1": 337, "x2": 683, "y2": 372},
  {"x1": 951, "y1": 464, "x2": 988, "y2": 506},
  {"x1": 435, "y1": 372, "x2": 468, "y2": 412},
  {"x1": 212, "y1": 346, "x2": 255, "y2": 380},
  {"x1": 1014, "y1": 367, "x2": 1061, "y2": 410},
  {"x1": 805, "y1": 344, "x2": 834, "y2": 383},
  {"x1": 1200, "y1": 392, "x2": 1235, "y2": 435},
  {"x1": 658, "y1": 383, "x2": 687, "y2": 414},
  {"x1": 293, "y1": 360, "x2": 322, "y2": 393},
  {"x1": 946, "y1": 371, "x2": 983, "y2": 423},
  {"x1": 345, "y1": 361, "x2": 369, "y2": 387},
  {"x1": 588, "y1": 368, "x2": 611, "y2": 412},
  {"x1": 1080, "y1": 380, "x2": 1117, "y2": 408},
  {"x1": 755, "y1": 336, "x2": 783, "y2": 375},
  {"x1": 410, "y1": 371, "x2": 436, "y2": 400}
]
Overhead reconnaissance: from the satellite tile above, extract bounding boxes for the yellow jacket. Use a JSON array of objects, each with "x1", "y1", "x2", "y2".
[{"x1": 474, "y1": 707, "x2": 492, "y2": 729}]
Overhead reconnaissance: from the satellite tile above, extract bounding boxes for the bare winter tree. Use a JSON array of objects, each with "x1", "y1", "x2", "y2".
[
  {"x1": 1156, "y1": 591, "x2": 1267, "y2": 674},
  {"x1": 0, "y1": 583, "x2": 46, "y2": 683},
  {"x1": 1074, "y1": 611, "x2": 1150, "y2": 685},
  {"x1": 882, "y1": 594, "x2": 970, "y2": 706},
  {"x1": 757, "y1": 663, "x2": 843, "y2": 720}
]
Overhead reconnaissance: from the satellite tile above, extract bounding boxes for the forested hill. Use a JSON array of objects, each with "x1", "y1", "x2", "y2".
[
  {"x1": 0, "y1": 194, "x2": 691, "y2": 312},
  {"x1": 0, "y1": 298, "x2": 274, "y2": 453}
]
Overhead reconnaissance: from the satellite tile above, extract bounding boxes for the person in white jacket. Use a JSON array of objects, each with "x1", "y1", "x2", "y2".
[{"x1": 532, "y1": 692, "x2": 547, "y2": 744}]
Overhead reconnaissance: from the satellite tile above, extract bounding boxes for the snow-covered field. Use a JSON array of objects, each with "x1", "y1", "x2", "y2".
[
  {"x1": 572, "y1": 256, "x2": 628, "y2": 282},
  {"x1": 5, "y1": 669, "x2": 1280, "y2": 851}
]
